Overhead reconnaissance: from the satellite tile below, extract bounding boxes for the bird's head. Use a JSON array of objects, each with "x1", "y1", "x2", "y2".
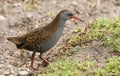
[{"x1": 59, "y1": 10, "x2": 83, "y2": 22}]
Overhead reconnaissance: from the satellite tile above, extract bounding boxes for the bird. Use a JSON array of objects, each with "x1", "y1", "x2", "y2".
[{"x1": 7, "y1": 10, "x2": 83, "y2": 69}]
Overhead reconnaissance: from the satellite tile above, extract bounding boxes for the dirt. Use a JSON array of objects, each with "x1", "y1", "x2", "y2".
[{"x1": 0, "y1": 0, "x2": 120, "y2": 75}]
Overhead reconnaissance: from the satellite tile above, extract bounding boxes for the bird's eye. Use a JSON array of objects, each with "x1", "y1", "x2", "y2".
[{"x1": 68, "y1": 13, "x2": 73, "y2": 16}]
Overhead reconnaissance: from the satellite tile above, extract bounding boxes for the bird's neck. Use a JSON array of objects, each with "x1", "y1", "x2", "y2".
[
  {"x1": 47, "y1": 14, "x2": 66, "y2": 32},
  {"x1": 58, "y1": 16, "x2": 66, "y2": 28}
]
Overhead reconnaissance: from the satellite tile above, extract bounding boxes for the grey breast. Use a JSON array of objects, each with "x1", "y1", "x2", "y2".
[{"x1": 40, "y1": 19, "x2": 65, "y2": 53}]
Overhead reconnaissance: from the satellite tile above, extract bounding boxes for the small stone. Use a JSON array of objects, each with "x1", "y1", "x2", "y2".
[
  {"x1": 0, "y1": 15, "x2": 6, "y2": 21},
  {"x1": 71, "y1": 1, "x2": 78, "y2": 6},
  {"x1": 13, "y1": 3, "x2": 21, "y2": 7},
  {"x1": 26, "y1": 12, "x2": 33, "y2": 18},
  {"x1": 18, "y1": 71, "x2": 29, "y2": 76},
  {"x1": 53, "y1": 0, "x2": 57, "y2": 4}
]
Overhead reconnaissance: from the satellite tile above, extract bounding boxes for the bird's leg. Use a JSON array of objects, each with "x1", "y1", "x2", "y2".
[
  {"x1": 30, "y1": 52, "x2": 36, "y2": 68},
  {"x1": 39, "y1": 53, "x2": 50, "y2": 67},
  {"x1": 31, "y1": 0, "x2": 35, "y2": 4}
]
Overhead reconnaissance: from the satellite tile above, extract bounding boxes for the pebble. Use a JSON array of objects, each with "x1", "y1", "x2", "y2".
[
  {"x1": 18, "y1": 71, "x2": 29, "y2": 76},
  {"x1": 0, "y1": 15, "x2": 6, "y2": 21},
  {"x1": 26, "y1": 12, "x2": 33, "y2": 18},
  {"x1": 13, "y1": 3, "x2": 21, "y2": 7},
  {"x1": 71, "y1": 1, "x2": 78, "y2": 6}
]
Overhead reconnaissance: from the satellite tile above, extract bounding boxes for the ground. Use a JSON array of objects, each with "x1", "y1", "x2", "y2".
[{"x1": 0, "y1": 0, "x2": 120, "y2": 76}]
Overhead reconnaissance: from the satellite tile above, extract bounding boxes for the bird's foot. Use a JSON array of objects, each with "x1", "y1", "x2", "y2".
[
  {"x1": 26, "y1": 64, "x2": 38, "y2": 70},
  {"x1": 42, "y1": 61, "x2": 50, "y2": 67},
  {"x1": 30, "y1": 66, "x2": 38, "y2": 70}
]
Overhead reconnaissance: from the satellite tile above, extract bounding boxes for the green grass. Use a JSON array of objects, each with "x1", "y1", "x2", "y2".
[
  {"x1": 92, "y1": 18, "x2": 120, "y2": 51},
  {"x1": 35, "y1": 56, "x2": 120, "y2": 76},
  {"x1": 69, "y1": 18, "x2": 120, "y2": 52},
  {"x1": 37, "y1": 57, "x2": 95, "y2": 76},
  {"x1": 89, "y1": 56, "x2": 120, "y2": 76},
  {"x1": 43, "y1": 58, "x2": 80, "y2": 76}
]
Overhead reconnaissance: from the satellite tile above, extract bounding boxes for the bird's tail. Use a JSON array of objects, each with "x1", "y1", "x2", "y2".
[{"x1": 7, "y1": 37, "x2": 21, "y2": 44}]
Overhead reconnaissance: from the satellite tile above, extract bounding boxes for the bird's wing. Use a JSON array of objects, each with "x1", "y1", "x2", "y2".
[{"x1": 19, "y1": 27, "x2": 52, "y2": 49}]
